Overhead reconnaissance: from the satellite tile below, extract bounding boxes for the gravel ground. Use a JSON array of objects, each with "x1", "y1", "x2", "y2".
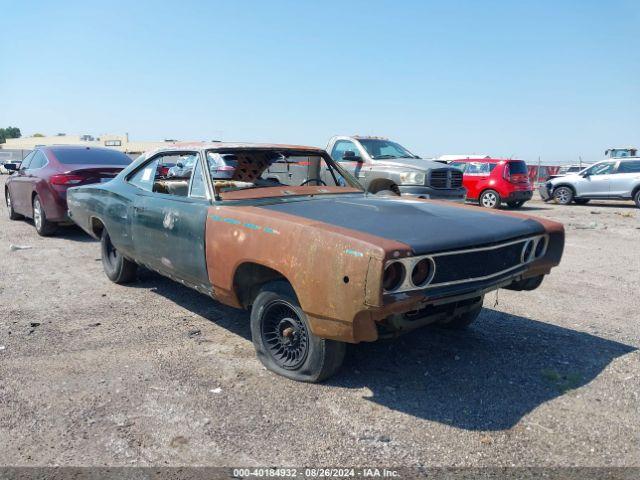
[{"x1": 0, "y1": 175, "x2": 638, "y2": 468}]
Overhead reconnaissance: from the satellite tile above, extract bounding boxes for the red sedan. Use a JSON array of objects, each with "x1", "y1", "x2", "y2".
[
  {"x1": 449, "y1": 158, "x2": 534, "y2": 209},
  {"x1": 4, "y1": 146, "x2": 131, "y2": 235}
]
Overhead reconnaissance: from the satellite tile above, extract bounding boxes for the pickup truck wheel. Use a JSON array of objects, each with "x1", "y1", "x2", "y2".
[
  {"x1": 633, "y1": 190, "x2": 640, "y2": 208},
  {"x1": 438, "y1": 302, "x2": 483, "y2": 330},
  {"x1": 553, "y1": 186, "x2": 573, "y2": 205},
  {"x1": 5, "y1": 190, "x2": 23, "y2": 220},
  {"x1": 101, "y1": 230, "x2": 137, "y2": 284},
  {"x1": 251, "y1": 281, "x2": 345, "y2": 382},
  {"x1": 479, "y1": 190, "x2": 501, "y2": 208},
  {"x1": 32, "y1": 195, "x2": 57, "y2": 236}
]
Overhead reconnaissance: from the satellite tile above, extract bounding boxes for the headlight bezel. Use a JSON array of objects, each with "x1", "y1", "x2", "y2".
[{"x1": 399, "y1": 171, "x2": 426, "y2": 185}]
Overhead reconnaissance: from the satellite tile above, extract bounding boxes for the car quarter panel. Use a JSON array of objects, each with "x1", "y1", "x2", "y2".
[
  {"x1": 204, "y1": 205, "x2": 410, "y2": 343},
  {"x1": 67, "y1": 183, "x2": 136, "y2": 257}
]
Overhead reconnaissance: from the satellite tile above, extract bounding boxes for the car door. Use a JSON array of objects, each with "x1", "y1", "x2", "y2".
[
  {"x1": 330, "y1": 140, "x2": 368, "y2": 187},
  {"x1": 577, "y1": 161, "x2": 616, "y2": 196},
  {"x1": 609, "y1": 161, "x2": 640, "y2": 197},
  {"x1": 129, "y1": 151, "x2": 211, "y2": 289},
  {"x1": 8, "y1": 151, "x2": 35, "y2": 214},
  {"x1": 461, "y1": 162, "x2": 489, "y2": 199}
]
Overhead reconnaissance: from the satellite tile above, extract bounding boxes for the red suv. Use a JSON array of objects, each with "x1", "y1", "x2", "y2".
[{"x1": 449, "y1": 158, "x2": 533, "y2": 209}]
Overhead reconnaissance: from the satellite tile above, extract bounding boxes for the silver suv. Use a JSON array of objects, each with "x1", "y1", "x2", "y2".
[{"x1": 541, "y1": 158, "x2": 640, "y2": 208}]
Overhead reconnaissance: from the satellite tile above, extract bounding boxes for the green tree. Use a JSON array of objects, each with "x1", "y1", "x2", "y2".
[{"x1": 0, "y1": 126, "x2": 22, "y2": 144}]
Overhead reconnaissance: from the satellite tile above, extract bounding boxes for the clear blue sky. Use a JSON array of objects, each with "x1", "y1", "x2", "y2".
[{"x1": 1, "y1": 0, "x2": 638, "y2": 163}]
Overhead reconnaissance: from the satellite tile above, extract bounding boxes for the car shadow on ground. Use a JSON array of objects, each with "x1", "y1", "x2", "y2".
[
  {"x1": 52, "y1": 224, "x2": 97, "y2": 243},
  {"x1": 130, "y1": 271, "x2": 635, "y2": 431},
  {"x1": 134, "y1": 269, "x2": 251, "y2": 340},
  {"x1": 570, "y1": 201, "x2": 637, "y2": 209},
  {"x1": 328, "y1": 308, "x2": 635, "y2": 431}
]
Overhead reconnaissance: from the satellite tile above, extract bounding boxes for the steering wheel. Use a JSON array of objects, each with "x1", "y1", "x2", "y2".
[{"x1": 300, "y1": 178, "x2": 327, "y2": 186}]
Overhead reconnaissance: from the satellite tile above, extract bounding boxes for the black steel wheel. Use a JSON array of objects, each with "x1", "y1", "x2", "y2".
[
  {"x1": 250, "y1": 281, "x2": 345, "y2": 382},
  {"x1": 260, "y1": 300, "x2": 309, "y2": 370},
  {"x1": 101, "y1": 229, "x2": 137, "y2": 284}
]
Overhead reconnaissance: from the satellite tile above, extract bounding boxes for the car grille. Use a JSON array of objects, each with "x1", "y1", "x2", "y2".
[
  {"x1": 431, "y1": 241, "x2": 524, "y2": 285},
  {"x1": 429, "y1": 169, "x2": 463, "y2": 189}
]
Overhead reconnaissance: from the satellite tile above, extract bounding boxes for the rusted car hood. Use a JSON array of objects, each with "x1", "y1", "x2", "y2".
[{"x1": 259, "y1": 196, "x2": 545, "y2": 254}]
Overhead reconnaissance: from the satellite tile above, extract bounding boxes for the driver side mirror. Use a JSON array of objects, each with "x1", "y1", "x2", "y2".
[
  {"x1": 342, "y1": 150, "x2": 362, "y2": 162},
  {"x1": 582, "y1": 171, "x2": 590, "y2": 178}
]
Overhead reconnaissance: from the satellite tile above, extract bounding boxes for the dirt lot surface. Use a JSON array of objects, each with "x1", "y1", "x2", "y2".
[{"x1": 1, "y1": 175, "x2": 638, "y2": 467}]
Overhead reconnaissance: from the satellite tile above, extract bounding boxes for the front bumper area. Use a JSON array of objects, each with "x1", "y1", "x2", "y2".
[
  {"x1": 399, "y1": 185, "x2": 466, "y2": 202},
  {"x1": 538, "y1": 184, "x2": 552, "y2": 201}
]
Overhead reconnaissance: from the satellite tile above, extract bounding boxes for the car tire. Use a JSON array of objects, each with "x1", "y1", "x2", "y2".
[
  {"x1": 553, "y1": 186, "x2": 574, "y2": 205},
  {"x1": 479, "y1": 189, "x2": 501, "y2": 208},
  {"x1": 574, "y1": 198, "x2": 590, "y2": 205},
  {"x1": 5, "y1": 189, "x2": 23, "y2": 220},
  {"x1": 32, "y1": 195, "x2": 57, "y2": 236},
  {"x1": 250, "y1": 281, "x2": 346, "y2": 383},
  {"x1": 438, "y1": 301, "x2": 483, "y2": 330},
  {"x1": 507, "y1": 200, "x2": 525, "y2": 208},
  {"x1": 101, "y1": 229, "x2": 137, "y2": 284},
  {"x1": 633, "y1": 190, "x2": 640, "y2": 209}
]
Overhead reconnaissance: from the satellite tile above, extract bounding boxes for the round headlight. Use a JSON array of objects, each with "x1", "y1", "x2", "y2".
[
  {"x1": 383, "y1": 261, "x2": 405, "y2": 292},
  {"x1": 534, "y1": 236, "x2": 548, "y2": 258},
  {"x1": 522, "y1": 240, "x2": 534, "y2": 263},
  {"x1": 411, "y1": 258, "x2": 434, "y2": 287}
]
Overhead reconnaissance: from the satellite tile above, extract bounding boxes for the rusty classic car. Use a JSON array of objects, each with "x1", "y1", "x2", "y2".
[{"x1": 66, "y1": 143, "x2": 564, "y2": 382}]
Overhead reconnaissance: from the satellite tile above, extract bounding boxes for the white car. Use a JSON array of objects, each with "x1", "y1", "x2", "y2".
[{"x1": 540, "y1": 159, "x2": 640, "y2": 208}]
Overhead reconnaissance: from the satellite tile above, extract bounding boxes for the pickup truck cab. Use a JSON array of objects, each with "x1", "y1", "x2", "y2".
[{"x1": 264, "y1": 136, "x2": 466, "y2": 201}]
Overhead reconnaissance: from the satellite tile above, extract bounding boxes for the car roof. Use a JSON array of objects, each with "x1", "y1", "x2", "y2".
[
  {"x1": 146, "y1": 142, "x2": 325, "y2": 156},
  {"x1": 40, "y1": 145, "x2": 128, "y2": 154},
  {"x1": 452, "y1": 158, "x2": 523, "y2": 163}
]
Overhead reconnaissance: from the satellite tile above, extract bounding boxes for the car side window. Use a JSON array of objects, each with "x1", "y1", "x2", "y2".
[
  {"x1": 29, "y1": 151, "x2": 48, "y2": 170},
  {"x1": 189, "y1": 157, "x2": 208, "y2": 198},
  {"x1": 586, "y1": 162, "x2": 615, "y2": 176},
  {"x1": 19, "y1": 152, "x2": 35, "y2": 170},
  {"x1": 331, "y1": 140, "x2": 359, "y2": 162},
  {"x1": 450, "y1": 162, "x2": 467, "y2": 172},
  {"x1": 129, "y1": 159, "x2": 159, "y2": 191},
  {"x1": 465, "y1": 162, "x2": 490, "y2": 175},
  {"x1": 616, "y1": 162, "x2": 640, "y2": 174}
]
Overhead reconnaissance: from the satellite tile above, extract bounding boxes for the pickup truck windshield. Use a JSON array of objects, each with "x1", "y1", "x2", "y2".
[
  {"x1": 358, "y1": 139, "x2": 417, "y2": 160},
  {"x1": 205, "y1": 149, "x2": 363, "y2": 200}
]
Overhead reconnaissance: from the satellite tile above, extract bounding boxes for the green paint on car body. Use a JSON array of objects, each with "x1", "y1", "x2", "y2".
[{"x1": 208, "y1": 214, "x2": 279, "y2": 235}]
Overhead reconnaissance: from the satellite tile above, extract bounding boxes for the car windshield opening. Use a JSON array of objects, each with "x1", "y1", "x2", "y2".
[
  {"x1": 205, "y1": 149, "x2": 364, "y2": 200},
  {"x1": 357, "y1": 139, "x2": 417, "y2": 160}
]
